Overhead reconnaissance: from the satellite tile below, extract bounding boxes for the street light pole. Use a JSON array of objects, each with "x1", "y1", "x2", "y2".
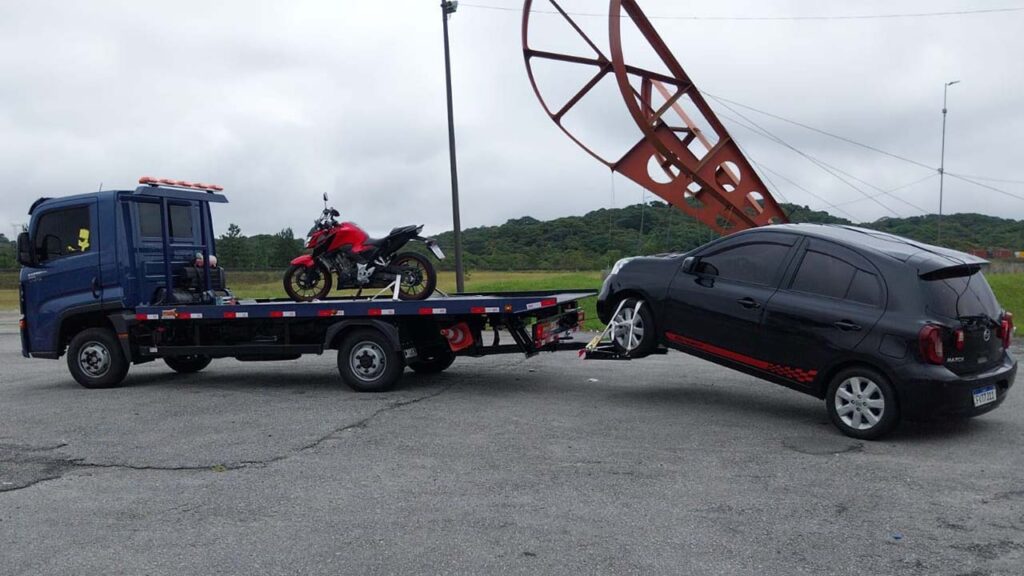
[
  {"x1": 938, "y1": 79, "x2": 960, "y2": 244},
  {"x1": 440, "y1": 0, "x2": 465, "y2": 293}
]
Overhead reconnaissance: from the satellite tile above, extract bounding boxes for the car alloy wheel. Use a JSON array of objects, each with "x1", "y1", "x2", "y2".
[{"x1": 834, "y1": 375, "x2": 885, "y2": 431}]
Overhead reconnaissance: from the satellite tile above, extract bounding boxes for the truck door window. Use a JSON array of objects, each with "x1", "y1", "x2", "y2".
[{"x1": 33, "y1": 206, "x2": 92, "y2": 262}]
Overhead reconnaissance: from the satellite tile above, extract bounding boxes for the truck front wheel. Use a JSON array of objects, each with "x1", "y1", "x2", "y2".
[
  {"x1": 67, "y1": 327, "x2": 130, "y2": 389},
  {"x1": 337, "y1": 328, "x2": 404, "y2": 392}
]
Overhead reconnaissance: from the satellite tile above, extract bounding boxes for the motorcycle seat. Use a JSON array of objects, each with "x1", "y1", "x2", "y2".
[
  {"x1": 389, "y1": 224, "x2": 419, "y2": 236},
  {"x1": 363, "y1": 237, "x2": 387, "y2": 247}
]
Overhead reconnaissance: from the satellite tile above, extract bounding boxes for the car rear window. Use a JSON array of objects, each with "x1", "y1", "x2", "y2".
[{"x1": 921, "y1": 271, "x2": 1000, "y2": 319}]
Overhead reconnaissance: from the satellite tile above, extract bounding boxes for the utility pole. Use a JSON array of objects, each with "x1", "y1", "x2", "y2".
[
  {"x1": 938, "y1": 79, "x2": 960, "y2": 244},
  {"x1": 440, "y1": 0, "x2": 465, "y2": 293}
]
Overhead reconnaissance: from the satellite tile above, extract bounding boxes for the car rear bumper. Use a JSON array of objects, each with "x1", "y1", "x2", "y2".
[{"x1": 894, "y1": 353, "x2": 1017, "y2": 420}]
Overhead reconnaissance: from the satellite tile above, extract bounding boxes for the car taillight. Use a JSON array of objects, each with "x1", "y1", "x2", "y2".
[
  {"x1": 954, "y1": 328, "x2": 965, "y2": 352},
  {"x1": 1001, "y1": 312, "x2": 1014, "y2": 349},
  {"x1": 919, "y1": 325, "x2": 944, "y2": 365}
]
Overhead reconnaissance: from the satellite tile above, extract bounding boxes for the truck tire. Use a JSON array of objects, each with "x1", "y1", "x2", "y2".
[
  {"x1": 164, "y1": 355, "x2": 213, "y2": 374},
  {"x1": 337, "y1": 328, "x2": 404, "y2": 392},
  {"x1": 66, "y1": 327, "x2": 130, "y2": 389},
  {"x1": 408, "y1": 349, "x2": 455, "y2": 374}
]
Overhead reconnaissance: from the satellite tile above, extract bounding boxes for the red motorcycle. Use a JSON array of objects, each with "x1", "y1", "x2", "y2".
[{"x1": 284, "y1": 199, "x2": 444, "y2": 301}]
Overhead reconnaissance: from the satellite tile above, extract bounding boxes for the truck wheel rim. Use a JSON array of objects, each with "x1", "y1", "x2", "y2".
[
  {"x1": 835, "y1": 376, "x2": 884, "y2": 430},
  {"x1": 79, "y1": 342, "x2": 111, "y2": 378},
  {"x1": 612, "y1": 307, "x2": 644, "y2": 350},
  {"x1": 350, "y1": 341, "x2": 387, "y2": 382}
]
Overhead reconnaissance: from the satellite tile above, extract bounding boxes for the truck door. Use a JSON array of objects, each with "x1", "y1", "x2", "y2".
[{"x1": 22, "y1": 199, "x2": 102, "y2": 354}]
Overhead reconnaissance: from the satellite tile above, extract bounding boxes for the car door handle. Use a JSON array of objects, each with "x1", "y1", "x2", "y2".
[
  {"x1": 833, "y1": 320, "x2": 862, "y2": 332},
  {"x1": 91, "y1": 276, "x2": 101, "y2": 298},
  {"x1": 737, "y1": 297, "x2": 761, "y2": 310}
]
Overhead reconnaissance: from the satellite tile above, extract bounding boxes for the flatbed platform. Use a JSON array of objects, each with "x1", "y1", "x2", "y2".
[{"x1": 133, "y1": 290, "x2": 596, "y2": 321}]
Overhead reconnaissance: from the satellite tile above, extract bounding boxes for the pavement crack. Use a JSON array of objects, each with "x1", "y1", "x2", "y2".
[
  {"x1": 298, "y1": 382, "x2": 457, "y2": 452},
  {"x1": 1, "y1": 383, "x2": 456, "y2": 493}
]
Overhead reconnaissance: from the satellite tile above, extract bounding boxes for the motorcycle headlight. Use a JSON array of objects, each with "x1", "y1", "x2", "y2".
[{"x1": 610, "y1": 257, "x2": 634, "y2": 276}]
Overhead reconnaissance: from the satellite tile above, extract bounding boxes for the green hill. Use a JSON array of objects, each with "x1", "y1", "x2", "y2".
[{"x1": 426, "y1": 202, "x2": 1022, "y2": 271}]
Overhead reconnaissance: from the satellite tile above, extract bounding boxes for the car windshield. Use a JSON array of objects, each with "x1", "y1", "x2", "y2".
[{"x1": 921, "y1": 269, "x2": 1000, "y2": 320}]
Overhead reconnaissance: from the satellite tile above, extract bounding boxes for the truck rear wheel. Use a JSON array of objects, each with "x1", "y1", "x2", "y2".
[
  {"x1": 164, "y1": 355, "x2": 213, "y2": 374},
  {"x1": 67, "y1": 327, "x2": 129, "y2": 389},
  {"x1": 337, "y1": 328, "x2": 404, "y2": 392}
]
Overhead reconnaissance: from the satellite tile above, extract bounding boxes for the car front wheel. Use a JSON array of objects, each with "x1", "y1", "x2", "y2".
[
  {"x1": 826, "y1": 366, "x2": 900, "y2": 440},
  {"x1": 610, "y1": 297, "x2": 657, "y2": 358}
]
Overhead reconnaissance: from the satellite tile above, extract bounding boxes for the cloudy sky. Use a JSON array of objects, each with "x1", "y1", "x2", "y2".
[{"x1": 2, "y1": 0, "x2": 1022, "y2": 240}]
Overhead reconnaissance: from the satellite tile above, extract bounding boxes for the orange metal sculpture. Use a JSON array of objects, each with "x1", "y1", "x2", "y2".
[{"x1": 522, "y1": 0, "x2": 788, "y2": 234}]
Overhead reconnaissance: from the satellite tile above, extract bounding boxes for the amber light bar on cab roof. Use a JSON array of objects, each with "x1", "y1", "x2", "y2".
[{"x1": 138, "y1": 176, "x2": 224, "y2": 192}]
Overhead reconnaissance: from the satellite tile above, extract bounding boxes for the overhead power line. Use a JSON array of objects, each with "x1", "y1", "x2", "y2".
[
  {"x1": 702, "y1": 92, "x2": 935, "y2": 171},
  {"x1": 711, "y1": 98, "x2": 904, "y2": 216},
  {"x1": 703, "y1": 93, "x2": 1024, "y2": 206},
  {"x1": 464, "y1": 3, "x2": 1024, "y2": 21},
  {"x1": 946, "y1": 173, "x2": 1024, "y2": 202}
]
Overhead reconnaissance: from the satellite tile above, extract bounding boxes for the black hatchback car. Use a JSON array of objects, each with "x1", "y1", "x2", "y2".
[{"x1": 597, "y1": 224, "x2": 1017, "y2": 439}]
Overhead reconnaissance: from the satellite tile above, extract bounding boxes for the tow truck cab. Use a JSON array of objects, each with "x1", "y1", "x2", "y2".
[{"x1": 18, "y1": 181, "x2": 224, "y2": 358}]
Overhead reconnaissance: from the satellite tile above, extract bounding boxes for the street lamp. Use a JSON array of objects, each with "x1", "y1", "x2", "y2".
[
  {"x1": 938, "y1": 79, "x2": 960, "y2": 244},
  {"x1": 440, "y1": 0, "x2": 465, "y2": 293}
]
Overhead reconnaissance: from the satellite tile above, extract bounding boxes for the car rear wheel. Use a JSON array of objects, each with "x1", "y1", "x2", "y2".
[
  {"x1": 826, "y1": 366, "x2": 900, "y2": 440},
  {"x1": 610, "y1": 297, "x2": 657, "y2": 358}
]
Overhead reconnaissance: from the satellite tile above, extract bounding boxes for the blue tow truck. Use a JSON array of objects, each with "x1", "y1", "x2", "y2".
[{"x1": 15, "y1": 178, "x2": 593, "y2": 391}]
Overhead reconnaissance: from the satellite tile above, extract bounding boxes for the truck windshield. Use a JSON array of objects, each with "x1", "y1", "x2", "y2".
[{"x1": 921, "y1": 269, "x2": 1000, "y2": 320}]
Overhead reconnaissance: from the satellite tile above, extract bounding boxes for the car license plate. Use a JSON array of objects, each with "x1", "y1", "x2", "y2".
[
  {"x1": 428, "y1": 243, "x2": 446, "y2": 259},
  {"x1": 973, "y1": 384, "x2": 997, "y2": 407}
]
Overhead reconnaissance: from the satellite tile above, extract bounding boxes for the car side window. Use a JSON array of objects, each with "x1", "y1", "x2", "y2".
[
  {"x1": 791, "y1": 251, "x2": 855, "y2": 299},
  {"x1": 34, "y1": 205, "x2": 92, "y2": 263},
  {"x1": 846, "y1": 270, "x2": 882, "y2": 306},
  {"x1": 790, "y1": 250, "x2": 882, "y2": 306},
  {"x1": 696, "y1": 242, "x2": 791, "y2": 286}
]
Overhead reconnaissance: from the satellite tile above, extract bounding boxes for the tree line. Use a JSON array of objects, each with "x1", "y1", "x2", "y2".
[{"x1": 1, "y1": 204, "x2": 1021, "y2": 271}]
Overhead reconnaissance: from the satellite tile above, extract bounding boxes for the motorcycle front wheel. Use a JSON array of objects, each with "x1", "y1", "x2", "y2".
[
  {"x1": 393, "y1": 252, "x2": 437, "y2": 301},
  {"x1": 283, "y1": 261, "x2": 333, "y2": 302}
]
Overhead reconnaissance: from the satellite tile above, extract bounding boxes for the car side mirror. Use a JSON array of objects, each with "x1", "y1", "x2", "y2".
[
  {"x1": 16, "y1": 232, "x2": 35, "y2": 267},
  {"x1": 681, "y1": 256, "x2": 697, "y2": 274}
]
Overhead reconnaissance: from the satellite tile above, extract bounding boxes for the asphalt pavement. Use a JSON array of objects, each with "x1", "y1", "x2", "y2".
[{"x1": 1, "y1": 313, "x2": 1022, "y2": 575}]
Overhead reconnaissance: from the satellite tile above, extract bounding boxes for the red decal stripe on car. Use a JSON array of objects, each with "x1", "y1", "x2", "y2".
[{"x1": 665, "y1": 331, "x2": 818, "y2": 384}]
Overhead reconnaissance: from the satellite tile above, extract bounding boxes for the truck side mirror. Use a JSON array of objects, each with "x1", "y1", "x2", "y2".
[
  {"x1": 16, "y1": 232, "x2": 35, "y2": 267},
  {"x1": 41, "y1": 234, "x2": 61, "y2": 261},
  {"x1": 681, "y1": 256, "x2": 697, "y2": 273}
]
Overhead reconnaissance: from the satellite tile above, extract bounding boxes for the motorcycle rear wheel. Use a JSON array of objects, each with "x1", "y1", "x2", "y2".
[
  {"x1": 284, "y1": 261, "x2": 333, "y2": 302},
  {"x1": 393, "y1": 252, "x2": 437, "y2": 300}
]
